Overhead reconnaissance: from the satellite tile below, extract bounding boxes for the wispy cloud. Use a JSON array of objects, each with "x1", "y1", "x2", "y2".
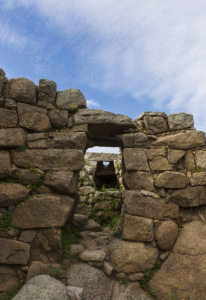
[
  {"x1": 86, "y1": 100, "x2": 100, "y2": 107},
  {"x1": 2, "y1": 0, "x2": 206, "y2": 130}
]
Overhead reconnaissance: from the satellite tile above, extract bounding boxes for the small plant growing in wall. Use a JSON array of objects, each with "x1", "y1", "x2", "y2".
[
  {"x1": 163, "y1": 146, "x2": 168, "y2": 153},
  {"x1": 0, "y1": 211, "x2": 15, "y2": 231},
  {"x1": 58, "y1": 105, "x2": 63, "y2": 110},
  {"x1": 132, "y1": 125, "x2": 141, "y2": 133},
  {"x1": 174, "y1": 165, "x2": 179, "y2": 171},
  {"x1": 195, "y1": 165, "x2": 201, "y2": 173},
  {"x1": 16, "y1": 145, "x2": 28, "y2": 152},
  {"x1": 28, "y1": 167, "x2": 38, "y2": 174},
  {"x1": 71, "y1": 104, "x2": 78, "y2": 112},
  {"x1": 87, "y1": 139, "x2": 94, "y2": 147}
]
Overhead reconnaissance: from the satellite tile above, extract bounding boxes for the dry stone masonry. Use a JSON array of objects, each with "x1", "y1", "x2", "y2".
[{"x1": 1, "y1": 68, "x2": 206, "y2": 299}]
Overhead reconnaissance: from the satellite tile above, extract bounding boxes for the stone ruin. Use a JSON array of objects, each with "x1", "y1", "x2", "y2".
[{"x1": 0, "y1": 68, "x2": 206, "y2": 299}]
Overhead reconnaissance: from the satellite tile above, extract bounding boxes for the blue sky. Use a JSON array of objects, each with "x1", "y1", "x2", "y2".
[{"x1": 1, "y1": 0, "x2": 206, "y2": 153}]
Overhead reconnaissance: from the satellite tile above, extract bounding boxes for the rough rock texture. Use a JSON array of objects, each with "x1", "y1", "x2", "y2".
[
  {"x1": 168, "y1": 113, "x2": 194, "y2": 130},
  {"x1": 44, "y1": 171, "x2": 78, "y2": 195},
  {"x1": 123, "y1": 171, "x2": 154, "y2": 191},
  {"x1": 111, "y1": 282, "x2": 152, "y2": 300},
  {"x1": 0, "y1": 128, "x2": 27, "y2": 148},
  {"x1": 0, "y1": 238, "x2": 30, "y2": 264},
  {"x1": 167, "y1": 149, "x2": 185, "y2": 164},
  {"x1": 184, "y1": 151, "x2": 195, "y2": 172},
  {"x1": 123, "y1": 148, "x2": 150, "y2": 171},
  {"x1": 83, "y1": 219, "x2": 102, "y2": 232},
  {"x1": 149, "y1": 221, "x2": 206, "y2": 300},
  {"x1": 27, "y1": 133, "x2": 47, "y2": 149},
  {"x1": 78, "y1": 186, "x2": 95, "y2": 195},
  {"x1": 122, "y1": 214, "x2": 154, "y2": 242},
  {"x1": 73, "y1": 109, "x2": 135, "y2": 135},
  {"x1": 69, "y1": 244, "x2": 84, "y2": 256},
  {"x1": 18, "y1": 169, "x2": 40, "y2": 185},
  {"x1": 49, "y1": 109, "x2": 68, "y2": 128},
  {"x1": 26, "y1": 261, "x2": 61, "y2": 281},
  {"x1": 152, "y1": 130, "x2": 205, "y2": 150},
  {"x1": 0, "y1": 265, "x2": 20, "y2": 294},
  {"x1": 56, "y1": 88, "x2": 86, "y2": 111},
  {"x1": 37, "y1": 79, "x2": 57, "y2": 107},
  {"x1": 144, "y1": 116, "x2": 168, "y2": 134},
  {"x1": 170, "y1": 186, "x2": 206, "y2": 207},
  {"x1": 138, "y1": 111, "x2": 167, "y2": 119},
  {"x1": 122, "y1": 132, "x2": 150, "y2": 148},
  {"x1": 190, "y1": 172, "x2": 206, "y2": 186},
  {"x1": 108, "y1": 239, "x2": 158, "y2": 273},
  {"x1": 73, "y1": 214, "x2": 89, "y2": 230},
  {"x1": 5, "y1": 77, "x2": 36, "y2": 104},
  {"x1": 51, "y1": 132, "x2": 87, "y2": 151},
  {"x1": 12, "y1": 275, "x2": 68, "y2": 300},
  {"x1": 195, "y1": 150, "x2": 206, "y2": 171},
  {"x1": 124, "y1": 191, "x2": 179, "y2": 220},
  {"x1": 154, "y1": 221, "x2": 178, "y2": 250},
  {"x1": 80, "y1": 249, "x2": 107, "y2": 262},
  {"x1": 0, "y1": 108, "x2": 18, "y2": 127},
  {"x1": 19, "y1": 230, "x2": 36, "y2": 243},
  {"x1": 11, "y1": 149, "x2": 84, "y2": 171},
  {"x1": 67, "y1": 264, "x2": 114, "y2": 300},
  {"x1": 11, "y1": 195, "x2": 74, "y2": 228},
  {"x1": 0, "y1": 150, "x2": 11, "y2": 179},
  {"x1": 0, "y1": 68, "x2": 6, "y2": 95},
  {"x1": 147, "y1": 156, "x2": 172, "y2": 171},
  {"x1": 18, "y1": 103, "x2": 52, "y2": 132},
  {"x1": 0, "y1": 183, "x2": 30, "y2": 207},
  {"x1": 155, "y1": 171, "x2": 187, "y2": 189},
  {"x1": 66, "y1": 286, "x2": 83, "y2": 300}
]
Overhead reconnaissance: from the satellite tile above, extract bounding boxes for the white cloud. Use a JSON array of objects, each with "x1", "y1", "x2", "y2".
[
  {"x1": 86, "y1": 100, "x2": 100, "y2": 107},
  {"x1": 86, "y1": 146, "x2": 120, "y2": 154},
  {"x1": 2, "y1": 0, "x2": 206, "y2": 130}
]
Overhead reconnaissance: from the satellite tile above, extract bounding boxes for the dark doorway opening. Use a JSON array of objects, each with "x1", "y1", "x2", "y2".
[{"x1": 94, "y1": 161, "x2": 117, "y2": 190}]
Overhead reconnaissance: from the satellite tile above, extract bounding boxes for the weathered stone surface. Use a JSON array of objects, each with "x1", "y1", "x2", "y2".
[
  {"x1": 123, "y1": 148, "x2": 150, "y2": 171},
  {"x1": 0, "y1": 238, "x2": 30, "y2": 264},
  {"x1": 44, "y1": 171, "x2": 78, "y2": 195},
  {"x1": 73, "y1": 109, "x2": 135, "y2": 135},
  {"x1": 78, "y1": 186, "x2": 95, "y2": 195},
  {"x1": 168, "y1": 113, "x2": 194, "y2": 130},
  {"x1": 52, "y1": 132, "x2": 87, "y2": 151},
  {"x1": 124, "y1": 191, "x2": 179, "y2": 220},
  {"x1": 18, "y1": 103, "x2": 52, "y2": 132},
  {"x1": 122, "y1": 214, "x2": 154, "y2": 242},
  {"x1": 0, "y1": 128, "x2": 27, "y2": 148},
  {"x1": 18, "y1": 169, "x2": 40, "y2": 184},
  {"x1": 128, "y1": 273, "x2": 144, "y2": 281},
  {"x1": 5, "y1": 77, "x2": 36, "y2": 104},
  {"x1": 155, "y1": 171, "x2": 187, "y2": 189},
  {"x1": 184, "y1": 151, "x2": 195, "y2": 172},
  {"x1": 26, "y1": 261, "x2": 61, "y2": 281},
  {"x1": 122, "y1": 133, "x2": 134, "y2": 148},
  {"x1": 12, "y1": 195, "x2": 74, "y2": 228},
  {"x1": 76, "y1": 205, "x2": 92, "y2": 215},
  {"x1": 73, "y1": 214, "x2": 88, "y2": 229},
  {"x1": 108, "y1": 239, "x2": 158, "y2": 273},
  {"x1": 37, "y1": 79, "x2": 57, "y2": 107},
  {"x1": 85, "y1": 152, "x2": 120, "y2": 161},
  {"x1": 0, "y1": 265, "x2": 20, "y2": 294},
  {"x1": 0, "y1": 108, "x2": 18, "y2": 127},
  {"x1": 66, "y1": 286, "x2": 83, "y2": 300},
  {"x1": 67, "y1": 264, "x2": 114, "y2": 300},
  {"x1": 49, "y1": 109, "x2": 68, "y2": 128},
  {"x1": 168, "y1": 149, "x2": 185, "y2": 164},
  {"x1": 0, "y1": 68, "x2": 6, "y2": 95},
  {"x1": 190, "y1": 172, "x2": 206, "y2": 186},
  {"x1": 122, "y1": 133, "x2": 150, "y2": 148},
  {"x1": 27, "y1": 133, "x2": 47, "y2": 149},
  {"x1": 0, "y1": 183, "x2": 30, "y2": 207},
  {"x1": 154, "y1": 221, "x2": 178, "y2": 250},
  {"x1": 149, "y1": 221, "x2": 206, "y2": 300},
  {"x1": 112, "y1": 282, "x2": 152, "y2": 300},
  {"x1": 0, "y1": 150, "x2": 11, "y2": 179},
  {"x1": 140, "y1": 190, "x2": 160, "y2": 198},
  {"x1": 80, "y1": 249, "x2": 107, "y2": 262},
  {"x1": 94, "y1": 201, "x2": 112, "y2": 210},
  {"x1": 195, "y1": 150, "x2": 206, "y2": 172},
  {"x1": 71, "y1": 124, "x2": 88, "y2": 132},
  {"x1": 92, "y1": 134, "x2": 123, "y2": 147},
  {"x1": 13, "y1": 275, "x2": 68, "y2": 300},
  {"x1": 152, "y1": 130, "x2": 205, "y2": 150},
  {"x1": 149, "y1": 156, "x2": 172, "y2": 171},
  {"x1": 69, "y1": 244, "x2": 84, "y2": 256},
  {"x1": 138, "y1": 111, "x2": 167, "y2": 120},
  {"x1": 30, "y1": 228, "x2": 62, "y2": 264},
  {"x1": 103, "y1": 261, "x2": 113, "y2": 275},
  {"x1": 11, "y1": 149, "x2": 84, "y2": 171},
  {"x1": 4, "y1": 99, "x2": 17, "y2": 109},
  {"x1": 56, "y1": 88, "x2": 86, "y2": 111},
  {"x1": 83, "y1": 219, "x2": 102, "y2": 232},
  {"x1": 170, "y1": 186, "x2": 206, "y2": 207},
  {"x1": 19, "y1": 230, "x2": 36, "y2": 243},
  {"x1": 144, "y1": 116, "x2": 168, "y2": 134}
]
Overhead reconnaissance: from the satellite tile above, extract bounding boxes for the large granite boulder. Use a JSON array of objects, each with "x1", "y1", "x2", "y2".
[
  {"x1": 155, "y1": 171, "x2": 187, "y2": 189},
  {"x1": 122, "y1": 132, "x2": 150, "y2": 148},
  {"x1": 168, "y1": 113, "x2": 194, "y2": 130},
  {"x1": 190, "y1": 172, "x2": 206, "y2": 186},
  {"x1": 11, "y1": 194, "x2": 74, "y2": 228},
  {"x1": 195, "y1": 150, "x2": 206, "y2": 171},
  {"x1": 0, "y1": 239, "x2": 30, "y2": 264},
  {"x1": 108, "y1": 239, "x2": 158, "y2": 273},
  {"x1": 123, "y1": 171, "x2": 154, "y2": 191},
  {"x1": 48, "y1": 109, "x2": 68, "y2": 128},
  {"x1": 73, "y1": 109, "x2": 135, "y2": 135},
  {"x1": 44, "y1": 171, "x2": 78, "y2": 195},
  {"x1": 152, "y1": 130, "x2": 205, "y2": 150},
  {"x1": 18, "y1": 169, "x2": 40, "y2": 185},
  {"x1": 0, "y1": 108, "x2": 18, "y2": 127},
  {"x1": 170, "y1": 186, "x2": 206, "y2": 207},
  {"x1": 18, "y1": 103, "x2": 52, "y2": 132},
  {"x1": 3, "y1": 77, "x2": 36, "y2": 103},
  {"x1": 154, "y1": 221, "x2": 178, "y2": 250},
  {"x1": 123, "y1": 148, "x2": 150, "y2": 171},
  {"x1": 12, "y1": 275, "x2": 69, "y2": 300},
  {"x1": 0, "y1": 150, "x2": 11, "y2": 179},
  {"x1": 138, "y1": 111, "x2": 167, "y2": 119},
  {"x1": 37, "y1": 79, "x2": 57, "y2": 107},
  {"x1": 51, "y1": 132, "x2": 87, "y2": 151},
  {"x1": 56, "y1": 88, "x2": 86, "y2": 111},
  {"x1": 167, "y1": 149, "x2": 185, "y2": 164},
  {"x1": 144, "y1": 149, "x2": 172, "y2": 171},
  {"x1": 0, "y1": 183, "x2": 30, "y2": 207},
  {"x1": 11, "y1": 149, "x2": 84, "y2": 171},
  {"x1": 0, "y1": 128, "x2": 27, "y2": 148},
  {"x1": 27, "y1": 133, "x2": 47, "y2": 149},
  {"x1": 26, "y1": 261, "x2": 61, "y2": 281},
  {"x1": 144, "y1": 115, "x2": 168, "y2": 134},
  {"x1": 149, "y1": 221, "x2": 206, "y2": 300}
]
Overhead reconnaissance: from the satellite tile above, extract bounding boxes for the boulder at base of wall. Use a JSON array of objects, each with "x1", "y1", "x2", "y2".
[
  {"x1": 0, "y1": 265, "x2": 21, "y2": 295},
  {"x1": 154, "y1": 220, "x2": 179, "y2": 250},
  {"x1": 73, "y1": 109, "x2": 135, "y2": 135}
]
